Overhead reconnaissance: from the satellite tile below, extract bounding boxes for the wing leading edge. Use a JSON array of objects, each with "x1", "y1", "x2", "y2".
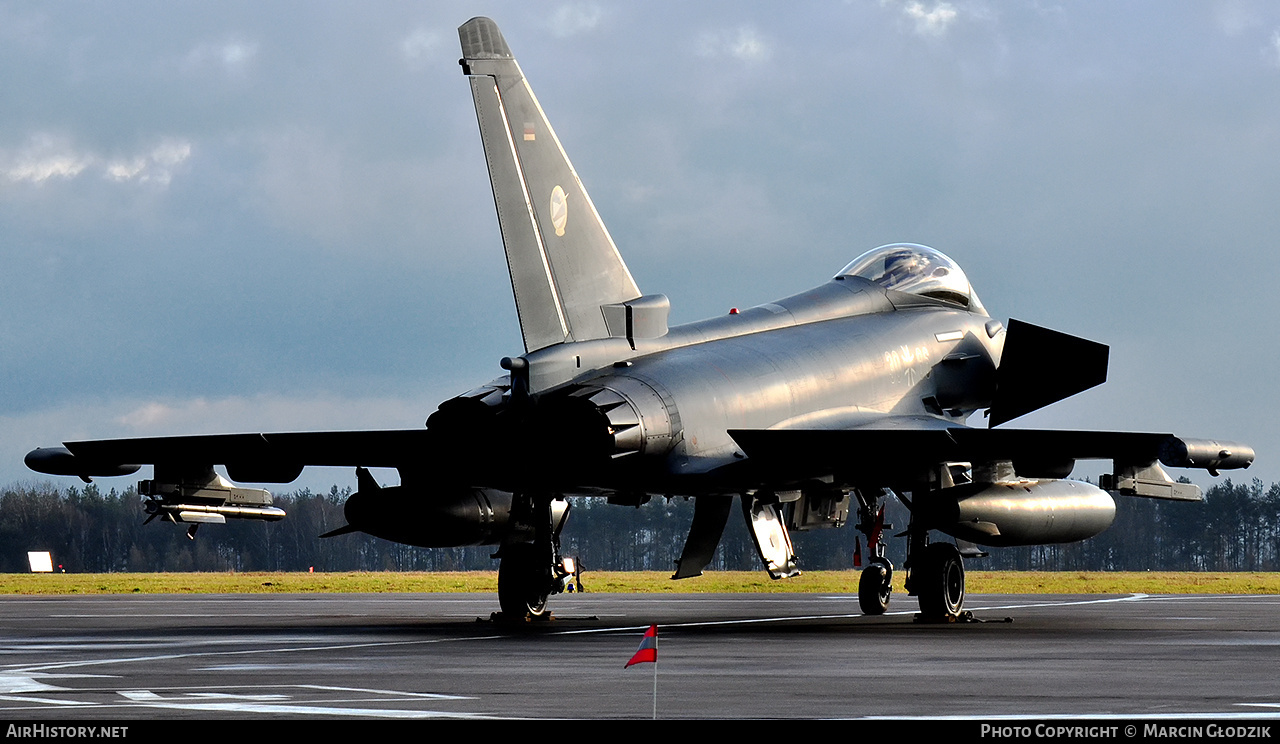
[
  {"x1": 27, "y1": 429, "x2": 435, "y2": 482},
  {"x1": 728, "y1": 426, "x2": 1253, "y2": 498}
]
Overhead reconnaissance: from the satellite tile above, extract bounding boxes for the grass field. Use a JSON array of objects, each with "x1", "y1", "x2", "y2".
[{"x1": 0, "y1": 571, "x2": 1277, "y2": 595}]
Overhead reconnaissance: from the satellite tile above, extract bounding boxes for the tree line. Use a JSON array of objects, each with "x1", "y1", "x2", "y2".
[{"x1": 0, "y1": 479, "x2": 1276, "y2": 574}]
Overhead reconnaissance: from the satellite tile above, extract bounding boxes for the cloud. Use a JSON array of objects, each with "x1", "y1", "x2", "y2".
[
  {"x1": 1, "y1": 134, "x2": 191, "y2": 187},
  {"x1": 1215, "y1": 3, "x2": 1264, "y2": 37},
  {"x1": 1271, "y1": 28, "x2": 1280, "y2": 67},
  {"x1": 400, "y1": 27, "x2": 441, "y2": 64},
  {"x1": 2, "y1": 134, "x2": 92, "y2": 183},
  {"x1": 889, "y1": 1, "x2": 960, "y2": 37},
  {"x1": 103, "y1": 140, "x2": 192, "y2": 186},
  {"x1": 0, "y1": 5, "x2": 48, "y2": 51},
  {"x1": 550, "y1": 3, "x2": 604, "y2": 37},
  {"x1": 244, "y1": 125, "x2": 491, "y2": 260},
  {"x1": 111, "y1": 393, "x2": 436, "y2": 434},
  {"x1": 696, "y1": 26, "x2": 772, "y2": 63},
  {"x1": 183, "y1": 37, "x2": 259, "y2": 76}
]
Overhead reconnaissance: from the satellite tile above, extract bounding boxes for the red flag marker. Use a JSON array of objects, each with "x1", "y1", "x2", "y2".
[{"x1": 625, "y1": 624, "x2": 657, "y2": 668}]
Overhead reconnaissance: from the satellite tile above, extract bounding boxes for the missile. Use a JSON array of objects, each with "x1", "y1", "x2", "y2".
[{"x1": 143, "y1": 500, "x2": 286, "y2": 523}]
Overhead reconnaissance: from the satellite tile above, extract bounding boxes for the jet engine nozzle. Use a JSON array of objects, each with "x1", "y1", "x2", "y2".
[{"x1": 543, "y1": 376, "x2": 679, "y2": 460}]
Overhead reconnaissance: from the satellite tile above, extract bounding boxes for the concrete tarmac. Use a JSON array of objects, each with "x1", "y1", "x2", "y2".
[{"x1": 0, "y1": 591, "x2": 1278, "y2": 720}]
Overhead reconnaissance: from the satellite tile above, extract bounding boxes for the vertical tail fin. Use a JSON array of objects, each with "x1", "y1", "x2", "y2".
[{"x1": 459, "y1": 17, "x2": 641, "y2": 353}]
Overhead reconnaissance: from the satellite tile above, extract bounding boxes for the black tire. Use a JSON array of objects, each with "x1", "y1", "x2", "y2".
[
  {"x1": 916, "y1": 542, "x2": 965, "y2": 617},
  {"x1": 858, "y1": 562, "x2": 892, "y2": 615},
  {"x1": 498, "y1": 543, "x2": 550, "y2": 618}
]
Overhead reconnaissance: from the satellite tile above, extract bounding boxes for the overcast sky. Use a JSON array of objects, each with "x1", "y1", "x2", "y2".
[{"x1": 3, "y1": 1, "x2": 1278, "y2": 495}]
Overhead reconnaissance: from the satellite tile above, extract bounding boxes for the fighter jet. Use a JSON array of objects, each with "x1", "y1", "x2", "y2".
[{"x1": 26, "y1": 17, "x2": 1253, "y2": 620}]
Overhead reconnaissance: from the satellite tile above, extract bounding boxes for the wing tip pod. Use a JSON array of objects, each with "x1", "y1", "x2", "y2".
[
  {"x1": 25, "y1": 446, "x2": 140, "y2": 479},
  {"x1": 1159, "y1": 437, "x2": 1254, "y2": 472}
]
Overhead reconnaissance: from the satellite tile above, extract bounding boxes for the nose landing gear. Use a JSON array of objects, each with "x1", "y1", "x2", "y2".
[
  {"x1": 854, "y1": 494, "x2": 894, "y2": 615},
  {"x1": 858, "y1": 558, "x2": 893, "y2": 615}
]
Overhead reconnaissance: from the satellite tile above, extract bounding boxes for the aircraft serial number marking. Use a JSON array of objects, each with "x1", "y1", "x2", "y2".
[{"x1": 884, "y1": 344, "x2": 930, "y2": 371}]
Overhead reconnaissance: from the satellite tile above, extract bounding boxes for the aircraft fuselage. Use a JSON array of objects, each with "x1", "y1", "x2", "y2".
[{"x1": 492, "y1": 275, "x2": 1001, "y2": 499}]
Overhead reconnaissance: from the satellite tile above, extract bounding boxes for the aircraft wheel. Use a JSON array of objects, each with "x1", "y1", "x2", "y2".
[
  {"x1": 916, "y1": 542, "x2": 965, "y2": 618},
  {"x1": 858, "y1": 561, "x2": 892, "y2": 615},
  {"x1": 498, "y1": 543, "x2": 550, "y2": 618}
]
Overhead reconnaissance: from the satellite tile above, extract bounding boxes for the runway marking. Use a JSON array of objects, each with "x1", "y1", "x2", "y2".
[
  {"x1": 8, "y1": 680, "x2": 474, "y2": 699},
  {"x1": 0, "y1": 631, "x2": 504, "y2": 717},
  {"x1": 122, "y1": 690, "x2": 288, "y2": 701},
  {"x1": 546, "y1": 594, "x2": 1164, "y2": 637},
  {"x1": 115, "y1": 690, "x2": 489, "y2": 719},
  {"x1": 965, "y1": 594, "x2": 1153, "y2": 612},
  {"x1": 117, "y1": 701, "x2": 487, "y2": 718},
  {"x1": 0, "y1": 694, "x2": 96, "y2": 706},
  {"x1": 0, "y1": 633, "x2": 509, "y2": 675},
  {"x1": 302, "y1": 685, "x2": 472, "y2": 700},
  {"x1": 50, "y1": 613, "x2": 372, "y2": 619},
  {"x1": 1, "y1": 639, "x2": 336, "y2": 652},
  {"x1": 0, "y1": 678, "x2": 482, "y2": 718},
  {"x1": 0, "y1": 675, "x2": 68, "y2": 694}
]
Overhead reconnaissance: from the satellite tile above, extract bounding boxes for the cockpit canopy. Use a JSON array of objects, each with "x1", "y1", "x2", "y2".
[{"x1": 837, "y1": 243, "x2": 985, "y2": 313}]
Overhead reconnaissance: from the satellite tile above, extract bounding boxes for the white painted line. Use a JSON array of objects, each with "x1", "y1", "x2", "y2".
[
  {"x1": 299, "y1": 685, "x2": 473, "y2": 700},
  {"x1": 0, "y1": 675, "x2": 69, "y2": 694},
  {"x1": 186, "y1": 692, "x2": 290, "y2": 700},
  {"x1": 2, "y1": 633, "x2": 508, "y2": 675},
  {"x1": 50, "y1": 613, "x2": 370, "y2": 619},
  {"x1": 118, "y1": 698, "x2": 487, "y2": 719},
  {"x1": 543, "y1": 594, "x2": 1180, "y2": 637},
  {"x1": 0, "y1": 694, "x2": 94, "y2": 706}
]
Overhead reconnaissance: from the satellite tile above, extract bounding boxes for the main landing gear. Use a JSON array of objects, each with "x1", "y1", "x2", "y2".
[
  {"x1": 497, "y1": 542, "x2": 553, "y2": 618},
  {"x1": 913, "y1": 541, "x2": 965, "y2": 618},
  {"x1": 496, "y1": 493, "x2": 575, "y2": 621},
  {"x1": 903, "y1": 487, "x2": 967, "y2": 620}
]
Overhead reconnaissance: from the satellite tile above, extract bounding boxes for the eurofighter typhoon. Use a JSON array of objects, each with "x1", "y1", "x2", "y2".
[{"x1": 27, "y1": 18, "x2": 1254, "y2": 620}]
